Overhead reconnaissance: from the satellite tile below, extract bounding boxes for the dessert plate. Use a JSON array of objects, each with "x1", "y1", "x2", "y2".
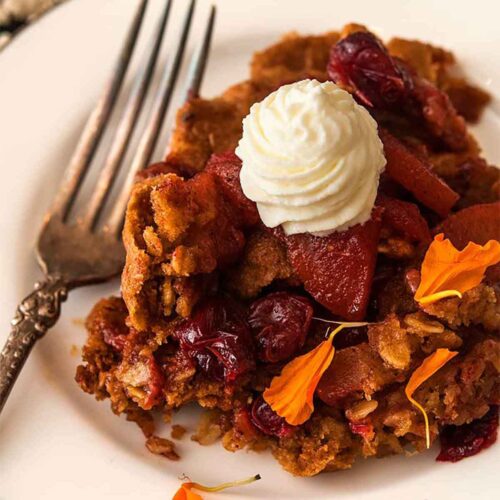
[{"x1": 0, "y1": 0, "x2": 498, "y2": 498}]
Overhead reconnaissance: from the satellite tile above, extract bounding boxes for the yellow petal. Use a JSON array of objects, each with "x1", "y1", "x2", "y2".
[
  {"x1": 264, "y1": 325, "x2": 346, "y2": 426},
  {"x1": 415, "y1": 234, "x2": 500, "y2": 304},
  {"x1": 405, "y1": 348, "x2": 458, "y2": 448}
]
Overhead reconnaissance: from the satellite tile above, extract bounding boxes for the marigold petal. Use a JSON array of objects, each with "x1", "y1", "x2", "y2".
[
  {"x1": 405, "y1": 348, "x2": 458, "y2": 448},
  {"x1": 172, "y1": 475, "x2": 260, "y2": 500},
  {"x1": 173, "y1": 483, "x2": 201, "y2": 500},
  {"x1": 415, "y1": 234, "x2": 500, "y2": 303},
  {"x1": 264, "y1": 325, "x2": 349, "y2": 426}
]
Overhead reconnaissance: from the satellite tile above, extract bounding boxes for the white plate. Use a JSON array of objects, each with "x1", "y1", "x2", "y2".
[{"x1": 0, "y1": 0, "x2": 498, "y2": 499}]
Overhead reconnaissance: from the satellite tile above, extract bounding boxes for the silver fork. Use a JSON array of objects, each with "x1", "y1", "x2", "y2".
[{"x1": 0, "y1": 0, "x2": 216, "y2": 415}]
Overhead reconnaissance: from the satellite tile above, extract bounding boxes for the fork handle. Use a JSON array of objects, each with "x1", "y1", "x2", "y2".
[{"x1": 0, "y1": 274, "x2": 68, "y2": 415}]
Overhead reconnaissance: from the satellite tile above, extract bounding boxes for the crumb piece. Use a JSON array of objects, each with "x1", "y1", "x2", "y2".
[
  {"x1": 171, "y1": 424, "x2": 187, "y2": 440},
  {"x1": 191, "y1": 410, "x2": 223, "y2": 445},
  {"x1": 126, "y1": 408, "x2": 155, "y2": 438},
  {"x1": 69, "y1": 345, "x2": 79, "y2": 357},
  {"x1": 226, "y1": 230, "x2": 294, "y2": 298},
  {"x1": 422, "y1": 284, "x2": 500, "y2": 332},
  {"x1": 163, "y1": 410, "x2": 173, "y2": 424},
  {"x1": 145, "y1": 436, "x2": 179, "y2": 460}
]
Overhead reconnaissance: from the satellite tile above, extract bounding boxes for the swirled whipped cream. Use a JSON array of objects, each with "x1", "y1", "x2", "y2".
[{"x1": 236, "y1": 79, "x2": 386, "y2": 236}]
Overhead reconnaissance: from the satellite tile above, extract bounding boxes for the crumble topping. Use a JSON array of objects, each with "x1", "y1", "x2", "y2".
[{"x1": 76, "y1": 25, "x2": 500, "y2": 476}]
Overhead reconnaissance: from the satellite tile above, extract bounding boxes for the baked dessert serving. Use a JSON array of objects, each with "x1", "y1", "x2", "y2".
[{"x1": 76, "y1": 24, "x2": 500, "y2": 478}]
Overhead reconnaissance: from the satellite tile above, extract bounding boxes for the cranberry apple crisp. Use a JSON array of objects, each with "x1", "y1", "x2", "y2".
[{"x1": 76, "y1": 24, "x2": 500, "y2": 476}]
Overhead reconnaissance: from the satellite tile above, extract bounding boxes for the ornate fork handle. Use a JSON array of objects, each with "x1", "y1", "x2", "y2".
[{"x1": 0, "y1": 274, "x2": 68, "y2": 414}]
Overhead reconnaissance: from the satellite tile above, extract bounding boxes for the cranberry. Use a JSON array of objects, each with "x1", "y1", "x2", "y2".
[
  {"x1": 437, "y1": 406, "x2": 498, "y2": 462},
  {"x1": 248, "y1": 292, "x2": 313, "y2": 363},
  {"x1": 377, "y1": 196, "x2": 431, "y2": 243},
  {"x1": 349, "y1": 421, "x2": 374, "y2": 441},
  {"x1": 328, "y1": 32, "x2": 467, "y2": 151},
  {"x1": 250, "y1": 396, "x2": 295, "y2": 438},
  {"x1": 328, "y1": 31, "x2": 412, "y2": 109},
  {"x1": 411, "y1": 75, "x2": 467, "y2": 151},
  {"x1": 143, "y1": 355, "x2": 165, "y2": 410},
  {"x1": 102, "y1": 328, "x2": 128, "y2": 352},
  {"x1": 173, "y1": 297, "x2": 255, "y2": 383},
  {"x1": 93, "y1": 299, "x2": 129, "y2": 352}
]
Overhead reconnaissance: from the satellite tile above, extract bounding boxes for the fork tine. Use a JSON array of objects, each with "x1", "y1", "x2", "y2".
[
  {"x1": 49, "y1": 0, "x2": 148, "y2": 221},
  {"x1": 81, "y1": 0, "x2": 173, "y2": 230},
  {"x1": 107, "y1": 0, "x2": 197, "y2": 234},
  {"x1": 182, "y1": 4, "x2": 216, "y2": 102},
  {"x1": 158, "y1": 3, "x2": 215, "y2": 162}
]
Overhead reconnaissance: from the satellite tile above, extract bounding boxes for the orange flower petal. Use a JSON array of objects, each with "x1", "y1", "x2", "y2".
[
  {"x1": 415, "y1": 234, "x2": 500, "y2": 304},
  {"x1": 264, "y1": 325, "x2": 347, "y2": 426},
  {"x1": 172, "y1": 475, "x2": 261, "y2": 500},
  {"x1": 173, "y1": 483, "x2": 202, "y2": 500},
  {"x1": 405, "y1": 348, "x2": 458, "y2": 448}
]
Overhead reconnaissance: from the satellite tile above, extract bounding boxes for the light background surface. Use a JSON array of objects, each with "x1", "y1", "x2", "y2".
[{"x1": 0, "y1": 0, "x2": 498, "y2": 498}]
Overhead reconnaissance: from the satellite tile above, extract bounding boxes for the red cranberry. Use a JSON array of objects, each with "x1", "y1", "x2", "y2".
[
  {"x1": 248, "y1": 292, "x2": 313, "y2": 363},
  {"x1": 250, "y1": 396, "x2": 295, "y2": 438},
  {"x1": 102, "y1": 328, "x2": 128, "y2": 352},
  {"x1": 95, "y1": 301, "x2": 129, "y2": 352},
  {"x1": 437, "y1": 406, "x2": 498, "y2": 462},
  {"x1": 173, "y1": 296, "x2": 255, "y2": 383},
  {"x1": 328, "y1": 31, "x2": 412, "y2": 109},
  {"x1": 328, "y1": 32, "x2": 467, "y2": 151},
  {"x1": 143, "y1": 356, "x2": 165, "y2": 410},
  {"x1": 349, "y1": 421, "x2": 374, "y2": 440},
  {"x1": 377, "y1": 196, "x2": 431, "y2": 243}
]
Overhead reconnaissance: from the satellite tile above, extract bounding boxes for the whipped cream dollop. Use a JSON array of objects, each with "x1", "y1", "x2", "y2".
[{"x1": 236, "y1": 79, "x2": 386, "y2": 236}]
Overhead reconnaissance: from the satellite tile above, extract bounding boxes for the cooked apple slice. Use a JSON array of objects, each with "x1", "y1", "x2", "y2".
[
  {"x1": 277, "y1": 209, "x2": 382, "y2": 321},
  {"x1": 380, "y1": 129, "x2": 459, "y2": 217}
]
